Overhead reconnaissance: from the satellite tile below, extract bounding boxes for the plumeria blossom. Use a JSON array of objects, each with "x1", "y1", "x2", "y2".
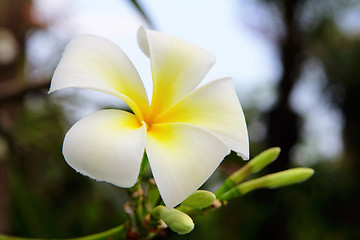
[{"x1": 50, "y1": 27, "x2": 249, "y2": 209}]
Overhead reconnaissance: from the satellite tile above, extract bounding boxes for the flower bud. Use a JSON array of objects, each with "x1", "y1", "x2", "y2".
[
  {"x1": 152, "y1": 206, "x2": 194, "y2": 235},
  {"x1": 181, "y1": 190, "x2": 216, "y2": 209},
  {"x1": 229, "y1": 147, "x2": 281, "y2": 183},
  {"x1": 219, "y1": 168, "x2": 315, "y2": 201},
  {"x1": 216, "y1": 147, "x2": 281, "y2": 197},
  {"x1": 260, "y1": 167, "x2": 315, "y2": 189},
  {"x1": 247, "y1": 147, "x2": 281, "y2": 173}
]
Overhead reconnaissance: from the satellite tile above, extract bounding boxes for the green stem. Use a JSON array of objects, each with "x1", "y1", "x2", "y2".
[
  {"x1": 138, "y1": 154, "x2": 149, "y2": 178},
  {"x1": 0, "y1": 225, "x2": 126, "y2": 240},
  {"x1": 125, "y1": 154, "x2": 149, "y2": 236},
  {"x1": 215, "y1": 164, "x2": 251, "y2": 197},
  {"x1": 132, "y1": 181, "x2": 145, "y2": 224},
  {"x1": 144, "y1": 178, "x2": 160, "y2": 212}
]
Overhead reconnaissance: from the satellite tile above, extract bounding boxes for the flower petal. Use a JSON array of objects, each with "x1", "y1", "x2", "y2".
[
  {"x1": 137, "y1": 27, "x2": 216, "y2": 118},
  {"x1": 155, "y1": 78, "x2": 249, "y2": 159},
  {"x1": 145, "y1": 123, "x2": 230, "y2": 208},
  {"x1": 50, "y1": 35, "x2": 149, "y2": 121},
  {"x1": 63, "y1": 109, "x2": 146, "y2": 188}
]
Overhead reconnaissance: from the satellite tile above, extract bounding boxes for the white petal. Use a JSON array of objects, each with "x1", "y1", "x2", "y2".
[
  {"x1": 137, "y1": 27, "x2": 216, "y2": 117},
  {"x1": 63, "y1": 109, "x2": 146, "y2": 187},
  {"x1": 50, "y1": 35, "x2": 149, "y2": 120},
  {"x1": 155, "y1": 78, "x2": 249, "y2": 159},
  {"x1": 146, "y1": 123, "x2": 230, "y2": 208}
]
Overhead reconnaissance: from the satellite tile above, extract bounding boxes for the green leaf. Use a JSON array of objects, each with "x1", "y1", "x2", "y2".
[{"x1": 126, "y1": 0, "x2": 154, "y2": 28}]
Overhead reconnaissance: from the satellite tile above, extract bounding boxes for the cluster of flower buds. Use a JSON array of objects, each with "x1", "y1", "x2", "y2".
[{"x1": 148, "y1": 148, "x2": 314, "y2": 235}]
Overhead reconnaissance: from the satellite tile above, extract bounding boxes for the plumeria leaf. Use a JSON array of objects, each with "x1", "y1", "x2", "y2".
[
  {"x1": 50, "y1": 35, "x2": 149, "y2": 121},
  {"x1": 155, "y1": 78, "x2": 249, "y2": 159},
  {"x1": 145, "y1": 122, "x2": 230, "y2": 209},
  {"x1": 137, "y1": 27, "x2": 216, "y2": 118},
  {"x1": 63, "y1": 110, "x2": 146, "y2": 188}
]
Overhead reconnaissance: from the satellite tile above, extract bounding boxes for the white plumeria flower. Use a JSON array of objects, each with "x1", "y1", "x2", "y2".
[{"x1": 50, "y1": 27, "x2": 249, "y2": 209}]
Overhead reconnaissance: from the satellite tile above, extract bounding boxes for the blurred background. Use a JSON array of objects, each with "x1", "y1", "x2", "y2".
[{"x1": 0, "y1": 0, "x2": 359, "y2": 239}]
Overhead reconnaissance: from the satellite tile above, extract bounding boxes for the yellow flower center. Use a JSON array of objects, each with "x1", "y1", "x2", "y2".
[
  {"x1": 141, "y1": 112, "x2": 157, "y2": 131},
  {"x1": 138, "y1": 102, "x2": 164, "y2": 131}
]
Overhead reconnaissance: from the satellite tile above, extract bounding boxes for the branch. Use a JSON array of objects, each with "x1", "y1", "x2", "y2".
[
  {"x1": 0, "y1": 225, "x2": 126, "y2": 240},
  {"x1": 0, "y1": 79, "x2": 50, "y2": 104}
]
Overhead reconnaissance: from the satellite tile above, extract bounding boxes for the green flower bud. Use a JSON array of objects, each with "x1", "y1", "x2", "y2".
[
  {"x1": 260, "y1": 167, "x2": 315, "y2": 189},
  {"x1": 219, "y1": 168, "x2": 315, "y2": 201},
  {"x1": 181, "y1": 190, "x2": 216, "y2": 209},
  {"x1": 246, "y1": 147, "x2": 281, "y2": 174},
  {"x1": 152, "y1": 206, "x2": 194, "y2": 235},
  {"x1": 215, "y1": 147, "x2": 281, "y2": 197}
]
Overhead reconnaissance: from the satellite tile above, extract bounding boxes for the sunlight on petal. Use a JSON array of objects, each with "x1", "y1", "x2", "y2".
[
  {"x1": 50, "y1": 35, "x2": 149, "y2": 121},
  {"x1": 155, "y1": 78, "x2": 249, "y2": 159},
  {"x1": 63, "y1": 109, "x2": 146, "y2": 188},
  {"x1": 138, "y1": 27, "x2": 216, "y2": 118},
  {"x1": 145, "y1": 123, "x2": 230, "y2": 208}
]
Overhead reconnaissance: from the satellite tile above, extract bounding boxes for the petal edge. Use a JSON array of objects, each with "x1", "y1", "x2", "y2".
[
  {"x1": 138, "y1": 27, "x2": 216, "y2": 118},
  {"x1": 50, "y1": 34, "x2": 149, "y2": 120},
  {"x1": 155, "y1": 78, "x2": 249, "y2": 159}
]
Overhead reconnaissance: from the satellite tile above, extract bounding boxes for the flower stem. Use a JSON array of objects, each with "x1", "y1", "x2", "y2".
[
  {"x1": 125, "y1": 154, "x2": 150, "y2": 237},
  {"x1": 0, "y1": 225, "x2": 126, "y2": 240}
]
